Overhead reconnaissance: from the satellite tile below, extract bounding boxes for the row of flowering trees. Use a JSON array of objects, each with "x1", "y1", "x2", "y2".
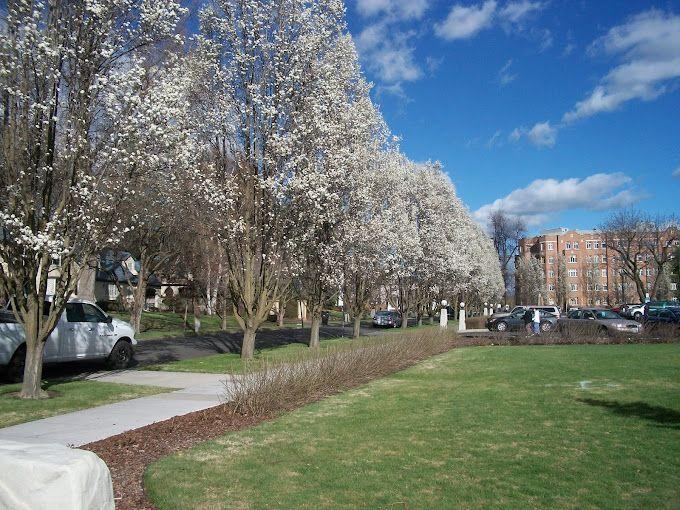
[{"x1": 0, "y1": 0, "x2": 503, "y2": 399}]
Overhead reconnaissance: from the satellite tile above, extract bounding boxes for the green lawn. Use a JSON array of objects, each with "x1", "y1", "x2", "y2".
[
  {"x1": 0, "y1": 381, "x2": 169, "y2": 428},
  {"x1": 146, "y1": 344, "x2": 680, "y2": 509},
  {"x1": 145, "y1": 323, "x2": 442, "y2": 374},
  {"x1": 112, "y1": 311, "x2": 358, "y2": 341}
]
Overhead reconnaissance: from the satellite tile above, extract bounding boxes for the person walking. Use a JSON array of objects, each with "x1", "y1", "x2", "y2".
[
  {"x1": 523, "y1": 308, "x2": 533, "y2": 335},
  {"x1": 532, "y1": 308, "x2": 541, "y2": 335}
]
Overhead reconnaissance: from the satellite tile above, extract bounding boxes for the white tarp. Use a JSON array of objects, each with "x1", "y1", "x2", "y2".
[{"x1": 0, "y1": 440, "x2": 114, "y2": 510}]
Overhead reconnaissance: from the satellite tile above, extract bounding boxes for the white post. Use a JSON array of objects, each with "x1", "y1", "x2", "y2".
[
  {"x1": 458, "y1": 302, "x2": 466, "y2": 331},
  {"x1": 483, "y1": 302, "x2": 488, "y2": 316},
  {"x1": 439, "y1": 300, "x2": 448, "y2": 329}
]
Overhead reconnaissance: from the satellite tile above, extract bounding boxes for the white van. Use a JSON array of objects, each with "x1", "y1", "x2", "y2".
[{"x1": 0, "y1": 298, "x2": 136, "y2": 381}]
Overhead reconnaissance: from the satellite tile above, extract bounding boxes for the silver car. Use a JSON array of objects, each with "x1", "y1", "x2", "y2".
[{"x1": 558, "y1": 308, "x2": 642, "y2": 336}]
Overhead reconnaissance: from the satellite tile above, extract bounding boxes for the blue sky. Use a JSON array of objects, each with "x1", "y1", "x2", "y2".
[{"x1": 345, "y1": 0, "x2": 680, "y2": 234}]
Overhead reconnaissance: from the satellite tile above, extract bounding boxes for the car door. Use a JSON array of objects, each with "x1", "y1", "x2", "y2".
[{"x1": 60, "y1": 303, "x2": 111, "y2": 359}]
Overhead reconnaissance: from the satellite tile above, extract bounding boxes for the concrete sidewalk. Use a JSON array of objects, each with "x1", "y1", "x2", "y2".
[{"x1": 0, "y1": 371, "x2": 237, "y2": 447}]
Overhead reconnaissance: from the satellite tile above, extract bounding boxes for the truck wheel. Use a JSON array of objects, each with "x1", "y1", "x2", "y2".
[
  {"x1": 6, "y1": 345, "x2": 26, "y2": 383},
  {"x1": 106, "y1": 341, "x2": 133, "y2": 369}
]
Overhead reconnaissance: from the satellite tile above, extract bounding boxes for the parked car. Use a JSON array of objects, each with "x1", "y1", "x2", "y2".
[
  {"x1": 620, "y1": 303, "x2": 645, "y2": 321},
  {"x1": 1, "y1": 298, "x2": 137, "y2": 382},
  {"x1": 489, "y1": 305, "x2": 561, "y2": 320},
  {"x1": 557, "y1": 308, "x2": 642, "y2": 336},
  {"x1": 643, "y1": 307, "x2": 680, "y2": 331},
  {"x1": 373, "y1": 310, "x2": 402, "y2": 328},
  {"x1": 644, "y1": 300, "x2": 679, "y2": 316},
  {"x1": 486, "y1": 309, "x2": 557, "y2": 332}
]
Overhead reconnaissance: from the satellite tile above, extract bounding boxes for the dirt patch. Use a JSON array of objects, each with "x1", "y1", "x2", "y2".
[{"x1": 3, "y1": 390, "x2": 62, "y2": 399}]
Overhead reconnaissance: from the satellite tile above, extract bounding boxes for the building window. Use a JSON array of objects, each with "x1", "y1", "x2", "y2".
[
  {"x1": 569, "y1": 255, "x2": 577, "y2": 263},
  {"x1": 586, "y1": 270, "x2": 592, "y2": 277},
  {"x1": 569, "y1": 297, "x2": 579, "y2": 305},
  {"x1": 586, "y1": 241, "x2": 592, "y2": 249},
  {"x1": 595, "y1": 284, "x2": 600, "y2": 291},
  {"x1": 566, "y1": 242, "x2": 572, "y2": 249},
  {"x1": 548, "y1": 256, "x2": 554, "y2": 264},
  {"x1": 547, "y1": 242, "x2": 554, "y2": 250},
  {"x1": 570, "y1": 283, "x2": 578, "y2": 291},
  {"x1": 595, "y1": 299, "x2": 601, "y2": 306},
  {"x1": 548, "y1": 283, "x2": 555, "y2": 291},
  {"x1": 587, "y1": 284, "x2": 593, "y2": 291},
  {"x1": 603, "y1": 284, "x2": 608, "y2": 291},
  {"x1": 593, "y1": 255, "x2": 599, "y2": 263},
  {"x1": 540, "y1": 243, "x2": 544, "y2": 251},
  {"x1": 569, "y1": 269, "x2": 577, "y2": 277},
  {"x1": 646, "y1": 268, "x2": 653, "y2": 276},
  {"x1": 549, "y1": 270, "x2": 555, "y2": 278},
  {"x1": 602, "y1": 255, "x2": 607, "y2": 263},
  {"x1": 601, "y1": 269, "x2": 607, "y2": 278},
  {"x1": 573, "y1": 241, "x2": 579, "y2": 249},
  {"x1": 671, "y1": 283, "x2": 678, "y2": 291},
  {"x1": 639, "y1": 269, "x2": 644, "y2": 277}
]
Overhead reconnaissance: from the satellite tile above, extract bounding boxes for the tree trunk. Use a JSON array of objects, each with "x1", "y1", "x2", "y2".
[
  {"x1": 19, "y1": 314, "x2": 48, "y2": 399},
  {"x1": 417, "y1": 315, "x2": 423, "y2": 327},
  {"x1": 183, "y1": 303, "x2": 188, "y2": 329},
  {"x1": 130, "y1": 271, "x2": 148, "y2": 335},
  {"x1": 242, "y1": 326, "x2": 257, "y2": 359},
  {"x1": 352, "y1": 316, "x2": 361, "y2": 339},
  {"x1": 220, "y1": 299, "x2": 229, "y2": 331},
  {"x1": 401, "y1": 312, "x2": 408, "y2": 329},
  {"x1": 277, "y1": 304, "x2": 285, "y2": 327},
  {"x1": 309, "y1": 315, "x2": 321, "y2": 349}
]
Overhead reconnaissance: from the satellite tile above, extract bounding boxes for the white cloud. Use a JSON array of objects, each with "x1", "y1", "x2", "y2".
[
  {"x1": 356, "y1": 24, "x2": 422, "y2": 84},
  {"x1": 673, "y1": 167, "x2": 680, "y2": 178},
  {"x1": 564, "y1": 9, "x2": 680, "y2": 122},
  {"x1": 473, "y1": 173, "x2": 646, "y2": 227},
  {"x1": 434, "y1": 1, "x2": 497, "y2": 40},
  {"x1": 527, "y1": 121, "x2": 556, "y2": 147},
  {"x1": 356, "y1": 0, "x2": 429, "y2": 20},
  {"x1": 509, "y1": 121, "x2": 557, "y2": 148},
  {"x1": 499, "y1": 0, "x2": 544, "y2": 24},
  {"x1": 498, "y1": 58, "x2": 517, "y2": 85},
  {"x1": 486, "y1": 130, "x2": 504, "y2": 148},
  {"x1": 434, "y1": 1, "x2": 545, "y2": 41}
]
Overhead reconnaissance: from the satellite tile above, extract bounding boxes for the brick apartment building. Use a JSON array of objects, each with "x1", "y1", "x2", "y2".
[{"x1": 516, "y1": 227, "x2": 680, "y2": 308}]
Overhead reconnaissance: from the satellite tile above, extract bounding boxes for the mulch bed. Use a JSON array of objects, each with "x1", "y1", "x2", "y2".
[
  {"x1": 83, "y1": 403, "x2": 267, "y2": 509},
  {"x1": 82, "y1": 334, "x2": 677, "y2": 509}
]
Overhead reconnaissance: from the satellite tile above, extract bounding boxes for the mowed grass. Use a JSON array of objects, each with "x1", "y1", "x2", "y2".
[
  {"x1": 110, "y1": 311, "x2": 302, "y2": 341},
  {"x1": 145, "y1": 323, "x2": 442, "y2": 374},
  {"x1": 0, "y1": 380, "x2": 169, "y2": 428},
  {"x1": 146, "y1": 344, "x2": 680, "y2": 509}
]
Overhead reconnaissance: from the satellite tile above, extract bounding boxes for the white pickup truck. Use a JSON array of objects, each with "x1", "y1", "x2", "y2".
[{"x1": 0, "y1": 298, "x2": 137, "y2": 381}]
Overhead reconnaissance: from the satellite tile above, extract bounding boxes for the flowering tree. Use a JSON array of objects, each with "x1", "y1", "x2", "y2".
[
  {"x1": 198, "y1": 0, "x2": 357, "y2": 358},
  {"x1": 0, "y1": 0, "x2": 184, "y2": 398}
]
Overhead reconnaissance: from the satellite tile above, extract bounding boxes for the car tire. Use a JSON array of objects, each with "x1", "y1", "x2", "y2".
[
  {"x1": 596, "y1": 326, "x2": 610, "y2": 340},
  {"x1": 496, "y1": 322, "x2": 507, "y2": 332},
  {"x1": 6, "y1": 345, "x2": 26, "y2": 383},
  {"x1": 106, "y1": 341, "x2": 133, "y2": 370},
  {"x1": 633, "y1": 312, "x2": 642, "y2": 321},
  {"x1": 540, "y1": 321, "x2": 552, "y2": 332}
]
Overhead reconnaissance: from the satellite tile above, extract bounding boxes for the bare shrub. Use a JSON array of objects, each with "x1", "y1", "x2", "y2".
[
  {"x1": 465, "y1": 316, "x2": 487, "y2": 329},
  {"x1": 228, "y1": 330, "x2": 455, "y2": 416}
]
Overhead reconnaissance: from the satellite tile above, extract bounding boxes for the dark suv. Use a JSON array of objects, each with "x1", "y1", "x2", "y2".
[{"x1": 373, "y1": 310, "x2": 402, "y2": 328}]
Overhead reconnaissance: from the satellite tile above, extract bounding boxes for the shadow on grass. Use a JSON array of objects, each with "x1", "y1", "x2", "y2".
[{"x1": 577, "y1": 398, "x2": 680, "y2": 429}]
